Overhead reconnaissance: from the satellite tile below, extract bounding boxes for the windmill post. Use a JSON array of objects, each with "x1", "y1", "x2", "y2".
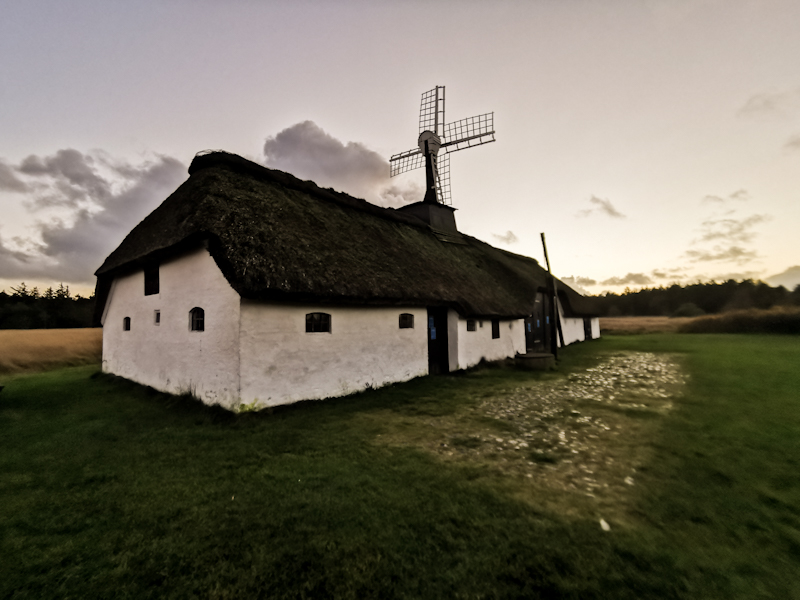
[{"x1": 540, "y1": 232, "x2": 565, "y2": 356}]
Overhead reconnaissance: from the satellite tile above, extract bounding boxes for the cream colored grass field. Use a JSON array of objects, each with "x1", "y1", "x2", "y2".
[
  {"x1": 600, "y1": 316, "x2": 697, "y2": 335},
  {"x1": 0, "y1": 328, "x2": 102, "y2": 375}
]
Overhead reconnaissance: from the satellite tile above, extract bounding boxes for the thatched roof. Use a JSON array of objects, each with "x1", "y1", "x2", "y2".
[{"x1": 94, "y1": 151, "x2": 597, "y2": 322}]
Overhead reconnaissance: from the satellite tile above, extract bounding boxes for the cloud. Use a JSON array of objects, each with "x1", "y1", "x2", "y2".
[
  {"x1": 563, "y1": 275, "x2": 597, "y2": 287},
  {"x1": 738, "y1": 88, "x2": 800, "y2": 119},
  {"x1": 765, "y1": 265, "x2": 800, "y2": 290},
  {"x1": 0, "y1": 150, "x2": 186, "y2": 284},
  {"x1": 263, "y1": 121, "x2": 421, "y2": 207},
  {"x1": 702, "y1": 189, "x2": 749, "y2": 203},
  {"x1": 684, "y1": 245, "x2": 758, "y2": 264},
  {"x1": 491, "y1": 230, "x2": 518, "y2": 244},
  {"x1": 577, "y1": 195, "x2": 625, "y2": 218},
  {"x1": 600, "y1": 273, "x2": 654, "y2": 286},
  {"x1": 683, "y1": 207, "x2": 768, "y2": 267},
  {"x1": 696, "y1": 213, "x2": 768, "y2": 244},
  {"x1": 650, "y1": 267, "x2": 688, "y2": 280},
  {"x1": 16, "y1": 149, "x2": 119, "y2": 211},
  {"x1": 0, "y1": 161, "x2": 30, "y2": 193},
  {"x1": 784, "y1": 134, "x2": 800, "y2": 153},
  {"x1": 560, "y1": 275, "x2": 596, "y2": 294}
]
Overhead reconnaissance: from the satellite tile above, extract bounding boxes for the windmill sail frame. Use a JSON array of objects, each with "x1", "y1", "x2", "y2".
[{"x1": 390, "y1": 85, "x2": 495, "y2": 206}]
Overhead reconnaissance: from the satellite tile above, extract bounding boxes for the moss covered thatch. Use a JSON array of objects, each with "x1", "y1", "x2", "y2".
[{"x1": 95, "y1": 152, "x2": 596, "y2": 321}]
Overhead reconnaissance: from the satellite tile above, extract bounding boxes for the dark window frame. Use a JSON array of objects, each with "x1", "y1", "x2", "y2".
[
  {"x1": 466, "y1": 319, "x2": 476, "y2": 332},
  {"x1": 154, "y1": 310, "x2": 161, "y2": 325},
  {"x1": 144, "y1": 265, "x2": 159, "y2": 296},
  {"x1": 491, "y1": 319, "x2": 500, "y2": 339},
  {"x1": 399, "y1": 313, "x2": 414, "y2": 329},
  {"x1": 306, "y1": 312, "x2": 331, "y2": 333},
  {"x1": 123, "y1": 316, "x2": 131, "y2": 331},
  {"x1": 190, "y1": 307, "x2": 204, "y2": 332}
]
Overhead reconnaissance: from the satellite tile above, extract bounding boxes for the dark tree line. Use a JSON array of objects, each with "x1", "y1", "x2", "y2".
[
  {"x1": 593, "y1": 279, "x2": 800, "y2": 317},
  {"x1": 2, "y1": 278, "x2": 798, "y2": 327},
  {"x1": 0, "y1": 283, "x2": 96, "y2": 329}
]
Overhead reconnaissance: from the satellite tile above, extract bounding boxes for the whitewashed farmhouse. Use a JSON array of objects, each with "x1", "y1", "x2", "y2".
[{"x1": 94, "y1": 152, "x2": 599, "y2": 410}]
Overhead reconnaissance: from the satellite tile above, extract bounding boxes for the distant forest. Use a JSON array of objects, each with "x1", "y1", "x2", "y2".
[
  {"x1": 1, "y1": 279, "x2": 799, "y2": 329},
  {"x1": 593, "y1": 279, "x2": 800, "y2": 317},
  {"x1": 0, "y1": 283, "x2": 95, "y2": 329}
]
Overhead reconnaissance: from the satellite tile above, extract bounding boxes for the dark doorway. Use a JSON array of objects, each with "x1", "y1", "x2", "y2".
[
  {"x1": 427, "y1": 307, "x2": 450, "y2": 375},
  {"x1": 583, "y1": 317, "x2": 593, "y2": 341},
  {"x1": 524, "y1": 292, "x2": 548, "y2": 353}
]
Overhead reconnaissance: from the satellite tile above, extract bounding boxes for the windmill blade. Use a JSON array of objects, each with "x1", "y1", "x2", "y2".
[
  {"x1": 433, "y1": 151, "x2": 451, "y2": 205},
  {"x1": 441, "y1": 112, "x2": 495, "y2": 152},
  {"x1": 419, "y1": 86, "x2": 445, "y2": 135},
  {"x1": 389, "y1": 148, "x2": 424, "y2": 177}
]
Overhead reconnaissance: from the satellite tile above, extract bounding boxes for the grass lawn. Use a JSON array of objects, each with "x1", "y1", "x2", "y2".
[{"x1": 1, "y1": 334, "x2": 799, "y2": 598}]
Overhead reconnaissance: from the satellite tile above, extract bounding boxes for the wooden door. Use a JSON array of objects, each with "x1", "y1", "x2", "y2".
[{"x1": 524, "y1": 293, "x2": 547, "y2": 353}]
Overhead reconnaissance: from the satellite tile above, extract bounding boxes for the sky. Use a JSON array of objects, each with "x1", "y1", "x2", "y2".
[{"x1": 1, "y1": 0, "x2": 799, "y2": 298}]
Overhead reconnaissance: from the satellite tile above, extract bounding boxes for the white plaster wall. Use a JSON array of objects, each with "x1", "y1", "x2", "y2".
[
  {"x1": 559, "y1": 316, "x2": 587, "y2": 346},
  {"x1": 456, "y1": 317, "x2": 526, "y2": 369},
  {"x1": 102, "y1": 247, "x2": 241, "y2": 408},
  {"x1": 238, "y1": 302, "x2": 428, "y2": 407},
  {"x1": 556, "y1": 298, "x2": 598, "y2": 346}
]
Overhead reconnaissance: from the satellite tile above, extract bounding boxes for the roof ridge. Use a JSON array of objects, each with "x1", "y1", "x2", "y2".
[{"x1": 189, "y1": 151, "x2": 430, "y2": 230}]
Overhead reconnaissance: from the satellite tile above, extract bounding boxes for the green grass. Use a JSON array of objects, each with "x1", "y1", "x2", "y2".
[{"x1": 1, "y1": 335, "x2": 800, "y2": 598}]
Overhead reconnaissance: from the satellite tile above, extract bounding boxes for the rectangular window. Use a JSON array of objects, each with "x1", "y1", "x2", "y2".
[
  {"x1": 306, "y1": 312, "x2": 331, "y2": 333},
  {"x1": 399, "y1": 313, "x2": 414, "y2": 329},
  {"x1": 466, "y1": 319, "x2": 476, "y2": 332},
  {"x1": 144, "y1": 265, "x2": 159, "y2": 296},
  {"x1": 154, "y1": 310, "x2": 161, "y2": 325},
  {"x1": 491, "y1": 319, "x2": 500, "y2": 339}
]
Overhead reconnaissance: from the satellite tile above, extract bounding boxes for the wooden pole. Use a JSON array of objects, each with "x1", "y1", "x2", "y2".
[{"x1": 540, "y1": 233, "x2": 565, "y2": 355}]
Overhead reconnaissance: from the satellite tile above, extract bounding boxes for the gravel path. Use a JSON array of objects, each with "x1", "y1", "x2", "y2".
[{"x1": 428, "y1": 351, "x2": 688, "y2": 521}]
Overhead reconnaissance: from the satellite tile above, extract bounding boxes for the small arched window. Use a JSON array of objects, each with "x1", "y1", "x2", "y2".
[
  {"x1": 306, "y1": 312, "x2": 331, "y2": 333},
  {"x1": 399, "y1": 313, "x2": 414, "y2": 329},
  {"x1": 190, "y1": 307, "x2": 204, "y2": 331},
  {"x1": 123, "y1": 316, "x2": 131, "y2": 331}
]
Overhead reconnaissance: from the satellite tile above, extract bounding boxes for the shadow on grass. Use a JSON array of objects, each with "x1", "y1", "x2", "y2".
[
  {"x1": 0, "y1": 351, "x2": 691, "y2": 599},
  {"x1": 10, "y1": 337, "x2": 800, "y2": 598}
]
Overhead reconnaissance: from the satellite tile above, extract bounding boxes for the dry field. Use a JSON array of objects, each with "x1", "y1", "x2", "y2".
[
  {"x1": 600, "y1": 315, "x2": 696, "y2": 335},
  {"x1": 0, "y1": 328, "x2": 102, "y2": 375}
]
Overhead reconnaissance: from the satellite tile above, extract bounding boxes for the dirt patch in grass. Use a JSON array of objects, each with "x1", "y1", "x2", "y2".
[
  {"x1": 601, "y1": 316, "x2": 697, "y2": 334},
  {"x1": 0, "y1": 328, "x2": 102, "y2": 375},
  {"x1": 368, "y1": 351, "x2": 686, "y2": 527}
]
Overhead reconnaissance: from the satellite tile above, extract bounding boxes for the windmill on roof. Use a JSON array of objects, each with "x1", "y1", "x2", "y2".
[{"x1": 390, "y1": 86, "x2": 495, "y2": 206}]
